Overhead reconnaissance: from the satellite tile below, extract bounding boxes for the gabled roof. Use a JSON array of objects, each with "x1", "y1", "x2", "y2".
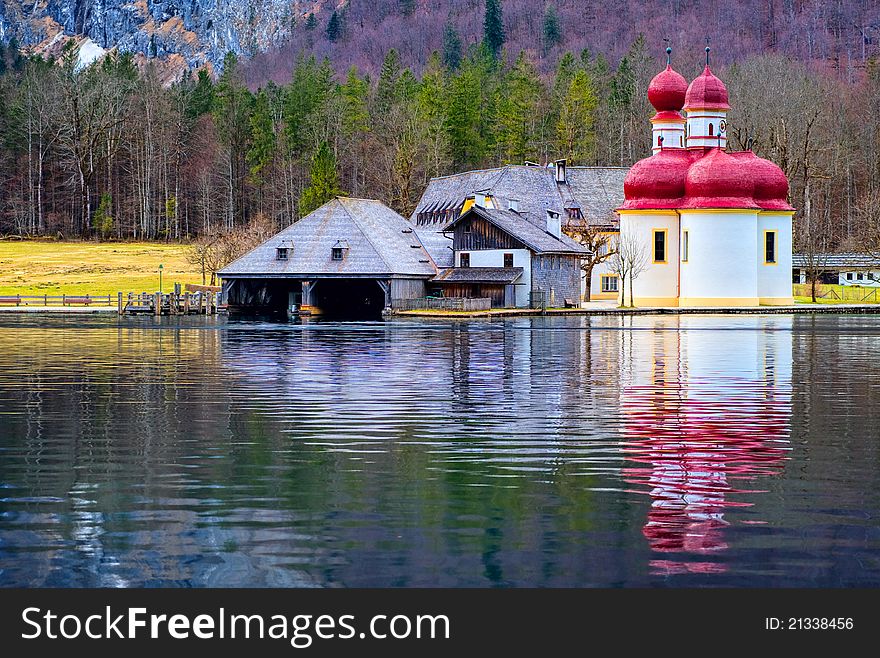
[
  {"x1": 413, "y1": 224, "x2": 454, "y2": 268},
  {"x1": 412, "y1": 164, "x2": 627, "y2": 228},
  {"x1": 446, "y1": 206, "x2": 588, "y2": 255},
  {"x1": 566, "y1": 167, "x2": 628, "y2": 225},
  {"x1": 219, "y1": 198, "x2": 437, "y2": 278}
]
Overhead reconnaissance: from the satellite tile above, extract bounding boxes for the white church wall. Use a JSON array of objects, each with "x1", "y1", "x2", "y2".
[
  {"x1": 679, "y1": 210, "x2": 759, "y2": 305},
  {"x1": 619, "y1": 212, "x2": 680, "y2": 306},
  {"x1": 757, "y1": 212, "x2": 794, "y2": 304}
]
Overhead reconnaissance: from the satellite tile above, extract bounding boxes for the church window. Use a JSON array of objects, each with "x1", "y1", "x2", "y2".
[
  {"x1": 764, "y1": 231, "x2": 777, "y2": 265},
  {"x1": 709, "y1": 123, "x2": 714, "y2": 136},
  {"x1": 652, "y1": 230, "x2": 667, "y2": 263}
]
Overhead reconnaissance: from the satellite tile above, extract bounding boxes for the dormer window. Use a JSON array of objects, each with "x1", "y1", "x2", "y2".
[
  {"x1": 331, "y1": 240, "x2": 349, "y2": 261},
  {"x1": 276, "y1": 246, "x2": 289, "y2": 261}
]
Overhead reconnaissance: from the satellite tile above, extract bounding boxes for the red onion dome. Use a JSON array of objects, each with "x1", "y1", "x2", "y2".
[
  {"x1": 648, "y1": 65, "x2": 688, "y2": 112},
  {"x1": 730, "y1": 151, "x2": 794, "y2": 211},
  {"x1": 683, "y1": 66, "x2": 731, "y2": 111},
  {"x1": 681, "y1": 148, "x2": 758, "y2": 209},
  {"x1": 619, "y1": 149, "x2": 695, "y2": 210}
]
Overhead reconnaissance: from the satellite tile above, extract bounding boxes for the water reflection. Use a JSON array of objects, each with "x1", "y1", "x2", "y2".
[
  {"x1": 619, "y1": 317, "x2": 792, "y2": 574},
  {"x1": 1, "y1": 314, "x2": 879, "y2": 586}
]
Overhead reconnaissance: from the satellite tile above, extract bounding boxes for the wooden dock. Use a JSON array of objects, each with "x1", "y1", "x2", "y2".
[{"x1": 118, "y1": 291, "x2": 222, "y2": 316}]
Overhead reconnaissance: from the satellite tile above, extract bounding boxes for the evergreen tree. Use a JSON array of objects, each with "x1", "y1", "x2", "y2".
[
  {"x1": 446, "y1": 47, "x2": 497, "y2": 168},
  {"x1": 304, "y1": 13, "x2": 317, "y2": 30},
  {"x1": 494, "y1": 51, "x2": 545, "y2": 163},
  {"x1": 213, "y1": 52, "x2": 254, "y2": 228},
  {"x1": 399, "y1": 0, "x2": 416, "y2": 16},
  {"x1": 92, "y1": 193, "x2": 113, "y2": 238},
  {"x1": 542, "y1": 5, "x2": 561, "y2": 54},
  {"x1": 442, "y1": 21, "x2": 462, "y2": 71},
  {"x1": 284, "y1": 55, "x2": 334, "y2": 153},
  {"x1": 186, "y1": 69, "x2": 215, "y2": 119},
  {"x1": 248, "y1": 89, "x2": 277, "y2": 187},
  {"x1": 299, "y1": 142, "x2": 345, "y2": 216},
  {"x1": 326, "y1": 11, "x2": 342, "y2": 42},
  {"x1": 418, "y1": 52, "x2": 451, "y2": 177},
  {"x1": 556, "y1": 69, "x2": 598, "y2": 162},
  {"x1": 341, "y1": 67, "x2": 370, "y2": 138},
  {"x1": 482, "y1": 0, "x2": 505, "y2": 60},
  {"x1": 377, "y1": 49, "x2": 403, "y2": 114},
  {"x1": 609, "y1": 55, "x2": 635, "y2": 110}
]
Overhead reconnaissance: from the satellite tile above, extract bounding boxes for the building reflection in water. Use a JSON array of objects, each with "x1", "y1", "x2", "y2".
[{"x1": 619, "y1": 316, "x2": 793, "y2": 574}]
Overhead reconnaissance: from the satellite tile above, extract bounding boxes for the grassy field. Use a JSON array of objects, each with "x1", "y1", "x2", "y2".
[
  {"x1": 793, "y1": 283, "x2": 880, "y2": 305},
  {"x1": 0, "y1": 240, "x2": 203, "y2": 296}
]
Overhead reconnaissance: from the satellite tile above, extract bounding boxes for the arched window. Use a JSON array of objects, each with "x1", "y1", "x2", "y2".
[{"x1": 708, "y1": 123, "x2": 714, "y2": 136}]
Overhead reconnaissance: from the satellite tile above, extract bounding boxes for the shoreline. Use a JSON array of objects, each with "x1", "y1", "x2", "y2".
[
  {"x1": 3, "y1": 303, "x2": 880, "y2": 317},
  {"x1": 393, "y1": 304, "x2": 880, "y2": 318}
]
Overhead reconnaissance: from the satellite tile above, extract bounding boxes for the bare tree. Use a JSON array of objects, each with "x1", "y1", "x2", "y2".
[
  {"x1": 610, "y1": 228, "x2": 649, "y2": 307},
  {"x1": 564, "y1": 221, "x2": 617, "y2": 301}
]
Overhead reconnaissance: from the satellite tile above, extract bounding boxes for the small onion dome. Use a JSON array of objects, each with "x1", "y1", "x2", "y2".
[
  {"x1": 681, "y1": 147, "x2": 758, "y2": 209},
  {"x1": 730, "y1": 151, "x2": 794, "y2": 211},
  {"x1": 648, "y1": 65, "x2": 688, "y2": 112},
  {"x1": 683, "y1": 66, "x2": 731, "y2": 111},
  {"x1": 619, "y1": 149, "x2": 695, "y2": 210},
  {"x1": 651, "y1": 110, "x2": 687, "y2": 123}
]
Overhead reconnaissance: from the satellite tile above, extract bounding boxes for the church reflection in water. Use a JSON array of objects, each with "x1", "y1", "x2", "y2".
[{"x1": 619, "y1": 316, "x2": 793, "y2": 574}]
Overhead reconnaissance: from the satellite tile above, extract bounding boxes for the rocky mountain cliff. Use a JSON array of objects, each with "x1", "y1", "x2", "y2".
[{"x1": 0, "y1": 0, "x2": 326, "y2": 74}]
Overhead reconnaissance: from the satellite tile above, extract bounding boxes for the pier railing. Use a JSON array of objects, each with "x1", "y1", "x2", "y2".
[
  {"x1": 393, "y1": 297, "x2": 492, "y2": 312},
  {"x1": 119, "y1": 291, "x2": 221, "y2": 315},
  {"x1": 0, "y1": 294, "x2": 113, "y2": 306}
]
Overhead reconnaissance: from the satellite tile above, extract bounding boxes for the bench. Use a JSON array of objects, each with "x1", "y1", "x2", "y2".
[
  {"x1": 564, "y1": 297, "x2": 578, "y2": 308},
  {"x1": 63, "y1": 296, "x2": 93, "y2": 306},
  {"x1": 0, "y1": 296, "x2": 21, "y2": 306}
]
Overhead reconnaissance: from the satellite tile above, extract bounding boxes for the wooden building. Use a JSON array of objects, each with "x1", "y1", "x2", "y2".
[
  {"x1": 218, "y1": 198, "x2": 437, "y2": 318},
  {"x1": 431, "y1": 200, "x2": 588, "y2": 308},
  {"x1": 412, "y1": 162, "x2": 626, "y2": 301}
]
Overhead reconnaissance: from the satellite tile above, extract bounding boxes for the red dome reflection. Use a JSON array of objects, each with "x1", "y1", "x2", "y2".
[{"x1": 620, "y1": 327, "x2": 792, "y2": 575}]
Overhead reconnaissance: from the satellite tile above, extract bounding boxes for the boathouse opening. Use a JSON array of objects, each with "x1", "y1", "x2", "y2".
[{"x1": 311, "y1": 279, "x2": 386, "y2": 319}]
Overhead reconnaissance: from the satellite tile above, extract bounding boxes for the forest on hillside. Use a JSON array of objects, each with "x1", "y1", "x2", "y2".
[{"x1": 0, "y1": 0, "x2": 879, "y2": 260}]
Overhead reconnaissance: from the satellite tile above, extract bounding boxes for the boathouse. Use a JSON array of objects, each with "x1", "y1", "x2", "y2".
[{"x1": 218, "y1": 198, "x2": 437, "y2": 318}]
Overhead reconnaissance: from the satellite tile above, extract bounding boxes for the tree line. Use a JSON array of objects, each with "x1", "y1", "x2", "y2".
[{"x1": 0, "y1": 28, "x2": 879, "y2": 265}]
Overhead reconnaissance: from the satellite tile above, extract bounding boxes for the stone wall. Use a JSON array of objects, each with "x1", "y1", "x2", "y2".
[{"x1": 531, "y1": 255, "x2": 581, "y2": 307}]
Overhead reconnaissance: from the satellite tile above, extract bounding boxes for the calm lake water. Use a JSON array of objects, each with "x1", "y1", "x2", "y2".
[{"x1": 0, "y1": 313, "x2": 878, "y2": 587}]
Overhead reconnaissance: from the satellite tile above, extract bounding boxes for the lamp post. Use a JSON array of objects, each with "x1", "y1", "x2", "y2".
[{"x1": 159, "y1": 263, "x2": 164, "y2": 294}]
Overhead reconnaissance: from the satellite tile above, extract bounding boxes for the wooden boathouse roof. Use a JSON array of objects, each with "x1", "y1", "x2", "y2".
[{"x1": 218, "y1": 198, "x2": 438, "y2": 279}]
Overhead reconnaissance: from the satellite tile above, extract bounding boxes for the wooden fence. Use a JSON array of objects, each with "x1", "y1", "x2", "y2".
[
  {"x1": 0, "y1": 294, "x2": 113, "y2": 306},
  {"x1": 793, "y1": 283, "x2": 879, "y2": 303},
  {"x1": 393, "y1": 297, "x2": 492, "y2": 312}
]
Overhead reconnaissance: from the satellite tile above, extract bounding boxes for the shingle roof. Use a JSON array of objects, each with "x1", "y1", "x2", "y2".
[
  {"x1": 412, "y1": 164, "x2": 627, "y2": 228},
  {"x1": 219, "y1": 198, "x2": 437, "y2": 278},
  {"x1": 566, "y1": 167, "x2": 628, "y2": 226},
  {"x1": 447, "y1": 206, "x2": 588, "y2": 255},
  {"x1": 792, "y1": 253, "x2": 880, "y2": 269},
  {"x1": 413, "y1": 224, "x2": 454, "y2": 268},
  {"x1": 433, "y1": 267, "x2": 524, "y2": 284}
]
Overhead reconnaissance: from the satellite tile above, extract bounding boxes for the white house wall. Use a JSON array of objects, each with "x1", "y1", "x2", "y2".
[{"x1": 457, "y1": 248, "x2": 531, "y2": 307}]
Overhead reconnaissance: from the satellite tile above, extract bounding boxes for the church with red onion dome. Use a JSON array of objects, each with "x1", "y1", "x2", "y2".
[{"x1": 615, "y1": 46, "x2": 795, "y2": 307}]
